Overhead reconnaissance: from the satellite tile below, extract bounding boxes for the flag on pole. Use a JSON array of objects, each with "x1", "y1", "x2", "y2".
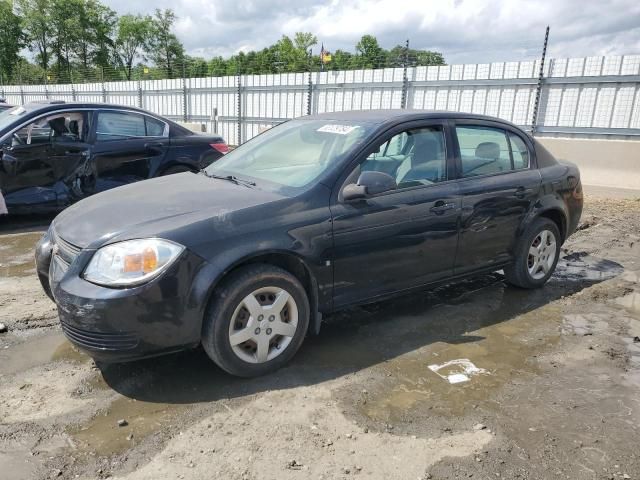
[{"x1": 320, "y1": 43, "x2": 332, "y2": 65}]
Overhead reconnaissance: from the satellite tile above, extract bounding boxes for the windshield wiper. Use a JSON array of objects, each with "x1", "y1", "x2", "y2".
[{"x1": 202, "y1": 171, "x2": 256, "y2": 187}]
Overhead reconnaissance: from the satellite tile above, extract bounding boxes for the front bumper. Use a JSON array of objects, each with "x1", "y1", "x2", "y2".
[{"x1": 36, "y1": 231, "x2": 207, "y2": 362}]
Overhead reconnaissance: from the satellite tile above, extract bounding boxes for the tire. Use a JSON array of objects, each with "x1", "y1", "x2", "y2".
[
  {"x1": 162, "y1": 165, "x2": 194, "y2": 176},
  {"x1": 504, "y1": 217, "x2": 561, "y2": 289},
  {"x1": 202, "y1": 264, "x2": 310, "y2": 377}
]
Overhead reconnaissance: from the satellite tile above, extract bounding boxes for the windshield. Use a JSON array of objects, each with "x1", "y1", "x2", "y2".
[
  {"x1": 205, "y1": 119, "x2": 372, "y2": 188},
  {"x1": 0, "y1": 106, "x2": 27, "y2": 132}
]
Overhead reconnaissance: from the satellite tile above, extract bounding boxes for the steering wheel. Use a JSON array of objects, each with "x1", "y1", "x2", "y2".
[{"x1": 12, "y1": 132, "x2": 25, "y2": 145}]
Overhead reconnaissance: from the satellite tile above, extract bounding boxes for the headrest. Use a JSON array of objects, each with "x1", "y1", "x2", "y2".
[
  {"x1": 412, "y1": 134, "x2": 441, "y2": 164},
  {"x1": 475, "y1": 142, "x2": 500, "y2": 160},
  {"x1": 49, "y1": 117, "x2": 67, "y2": 134}
]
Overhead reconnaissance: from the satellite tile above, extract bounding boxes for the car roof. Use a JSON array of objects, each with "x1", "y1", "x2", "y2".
[
  {"x1": 303, "y1": 109, "x2": 525, "y2": 131},
  {"x1": 21, "y1": 100, "x2": 154, "y2": 115}
]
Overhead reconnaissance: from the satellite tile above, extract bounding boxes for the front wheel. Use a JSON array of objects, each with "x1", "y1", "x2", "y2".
[
  {"x1": 504, "y1": 218, "x2": 561, "y2": 289},
  {"x1": 202, "y1": 264, "x2": 310, "y2": 377}
]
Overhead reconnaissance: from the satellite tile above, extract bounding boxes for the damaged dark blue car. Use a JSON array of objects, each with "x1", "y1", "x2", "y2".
[{"x1": 0, "y1": 101, "x2": 228, "y2": 214}]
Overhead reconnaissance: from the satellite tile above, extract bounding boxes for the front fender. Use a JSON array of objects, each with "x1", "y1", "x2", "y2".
[{"x1": 185, "y1": 247, "x2": 328, "y2": 337}]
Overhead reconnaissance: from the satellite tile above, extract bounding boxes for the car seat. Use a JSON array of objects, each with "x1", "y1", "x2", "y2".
[{"x1": 396, "y1": 133, "x2": 445, "y2": 184}]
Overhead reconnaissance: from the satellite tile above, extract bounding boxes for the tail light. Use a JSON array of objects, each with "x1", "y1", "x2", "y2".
[{"x1": 210, "y1": 143, "x2": 229, "y2": 154}]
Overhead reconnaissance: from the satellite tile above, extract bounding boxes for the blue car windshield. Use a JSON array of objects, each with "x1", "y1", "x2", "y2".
[{"x1": 205, "y1": 119, "x2": 371, "y2": 188}]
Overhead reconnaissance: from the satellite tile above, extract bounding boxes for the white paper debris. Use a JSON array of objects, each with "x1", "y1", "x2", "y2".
[
  {"x1": 317, "y1": 124, "x2": 357, "y2": 135},
  {"x1": 428, "y1": 359, "x2": 488, "y2": 384}
]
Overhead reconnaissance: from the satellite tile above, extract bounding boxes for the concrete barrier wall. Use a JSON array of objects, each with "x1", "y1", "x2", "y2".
[{"x1": 537, "y1": 137, "x2": 640, "y2": 190}]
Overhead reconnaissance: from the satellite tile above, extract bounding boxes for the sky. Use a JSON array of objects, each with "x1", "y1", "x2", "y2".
[{"x1": 104, "y1": 0, "x2": 640, "y2": 64}]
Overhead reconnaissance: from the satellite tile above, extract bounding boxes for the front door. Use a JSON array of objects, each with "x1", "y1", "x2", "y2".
[
  {"x1": 452, "y1": 122, "x2": 542, "y2": 274},
  {"x1": 0, "y1": 111, "x2": 91, "y2": 210},
  {"x1": 330, "y1": 121, "x2": 460, "y2": 308}
]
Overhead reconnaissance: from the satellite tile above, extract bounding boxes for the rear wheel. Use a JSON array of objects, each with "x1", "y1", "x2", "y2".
[
  {"x1": 504, "y1": 218, "x2": 561, "y2": 289},
  {"x1": 202, "y1": 264, "x2": 310, "y2": 377}
]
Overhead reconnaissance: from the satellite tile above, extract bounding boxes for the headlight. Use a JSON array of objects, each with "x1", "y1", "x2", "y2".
[{"x1": 83, "y1": 239, "x2": 184, "y2": 287}]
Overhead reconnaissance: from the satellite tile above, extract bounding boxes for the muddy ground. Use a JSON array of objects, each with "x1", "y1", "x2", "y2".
[{"x1": 1, "y1": 192, "x2": 639, "y2": 480}]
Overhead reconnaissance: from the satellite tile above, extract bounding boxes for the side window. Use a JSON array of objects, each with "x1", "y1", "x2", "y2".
[
  {"x1": 12, "y1": 112, "x2": 86, "y2": 146},
  {"x1": 145, "y1": 116, "x2": 167, "y2": 137},
  {"x1": 456, "y1": 126, "x2": 511, "y2": 177},
  {"x1": 509, "y1": 133, "x2": 530, "y2": 169},
  {"x1": 360, "y1": 126, "x2": 447, "y2": 188},
  {"x1": 96, "y1": 112, "x2": 146, "y2": 141}
]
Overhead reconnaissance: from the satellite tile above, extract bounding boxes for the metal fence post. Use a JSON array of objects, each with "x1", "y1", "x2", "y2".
[
  {"x1": 531, "y1": 26, "x2": 550, "y2": 135},
  {"x1": 137, "y1": 80, "x2": 143, "y2": 108},
  {"x1": 401, "y1": 39, "x2": 410, "y2": 109},
  {"x1": 19, "y1": 86, "x2": 25, "y2": 105},
  {"x1": 182, "y1": 63, "x2": 188, "y2": 122},
  {"x1": 307, "y1": 71, "x2": 313, "y2": 116},
  {"x1": 237, "y1": 69, "x2": 242, "y2": 145}
]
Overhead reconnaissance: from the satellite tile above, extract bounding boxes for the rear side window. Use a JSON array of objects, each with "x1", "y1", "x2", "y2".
[
  {"x1": 456, "y1": 126, "x2": 511, "y2": 177},
  {"x1": 96, "y1": 112, "x2": 145, "y2": 141},
  {"x1": 455, "y1": 126, "x2": 532, "y2": 177},
  {"x1": 509, "y1": 133, "x2": 530, "y2": 169},
  {"x1": 145, "y1": 116, "x2": 167, "y2": 136},
  {"x1": 96, "y1": 111, "x2": 168, "y2": 141}
]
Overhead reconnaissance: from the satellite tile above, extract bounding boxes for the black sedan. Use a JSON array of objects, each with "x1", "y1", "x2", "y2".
[
  {"x1": 36, "y1": 110, "x2": 583, "y2": 377},
  {"x1": 0, "y1": 101, "x2": 228, "y2": 214}
]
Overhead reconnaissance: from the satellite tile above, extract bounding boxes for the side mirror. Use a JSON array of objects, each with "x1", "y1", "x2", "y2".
[{"x1": 342, "y1": 171, "x2": 397, "y2": 201}]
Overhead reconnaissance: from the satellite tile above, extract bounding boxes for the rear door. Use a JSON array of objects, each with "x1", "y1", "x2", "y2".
[
  {"x1": 90, "y1": 110, "x2": 169, "y2": 191},
  {"x1": 330, "y1": 120, "x2": 460, "y2": 307},
  {"x1": 451, "y1": 121, "x2": 541, "y2": 274}
]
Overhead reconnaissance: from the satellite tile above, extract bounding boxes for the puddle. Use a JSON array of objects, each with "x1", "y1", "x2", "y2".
[
  {"x1": 0, "y1": 331, "x2": 87, "y2": 376},
  {"x1": 322, "y1": 253, "x2": 623, "y2": 422},
  {"x1": 428, "y1": 359, "x2": 488, "y2": 384},
  {"x1": 555, "y1": 252, "x2": 624, "y2": 283},
  {"x1": 70, "y1": 397, "x2": 184, "y2": 457},
  {"x1": 0, "y1": 231, "x2": 44, "y2": 278}
]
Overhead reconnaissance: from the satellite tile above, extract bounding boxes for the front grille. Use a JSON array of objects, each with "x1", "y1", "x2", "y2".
[
  {"x1": 61, "y1": 320, "x2": 139, "y2": 351},
  {"x1": 52, "y1": 229, "x2": 81, "y2": 267}
]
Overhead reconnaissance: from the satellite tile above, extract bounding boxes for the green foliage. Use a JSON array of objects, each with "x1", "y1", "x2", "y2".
[
  {"x1": 115, "y1": 14, "x2": 154, "y2": 80},
  {"x1": 2, "y1": 1, "x2": 446, "y2": 85},
  {"x1": 147, "y1": 9, "x2": 185, "y2": 78},
  {"x1": 0, "y1": 1, "x2": 25, "y2": 83}
]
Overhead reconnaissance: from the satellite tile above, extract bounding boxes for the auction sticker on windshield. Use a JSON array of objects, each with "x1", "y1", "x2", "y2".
[{"x1": 317, "y1": 124, "x2": 358, "y2": 135}]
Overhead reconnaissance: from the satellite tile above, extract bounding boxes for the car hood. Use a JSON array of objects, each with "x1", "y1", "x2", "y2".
[{"x1": 53, "y1": 173, "x2": 285, "y2": 248}]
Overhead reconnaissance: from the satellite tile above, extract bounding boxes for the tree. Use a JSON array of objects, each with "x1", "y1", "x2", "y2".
[
  {"x1": 293, "y1": 32, "x2": 317, "y2": 53},
  {"x1": 75, "y1": 0, "x2": 117, "y2": 71},
  {"x1": 0, "y1": 0, "x2": 25, "y2": 83},
  {"x1": 148, "y1": 9, "x2": 185, "y2": 78},
  {"x1": 115, "y1": 14, "x2": 153, "y2": 80},
  {"x1": 16, "y1": 0, "x2": 53, "y2": 72},
  {"x1": 49, "y1": 0, "x2": 81, "y2": 81},
  {"x1": 328, "y1": 49, "x2": 356, "y2": 71},
  {"x1": 355, "y1": 34, "x2": 384, "y2": 69}
]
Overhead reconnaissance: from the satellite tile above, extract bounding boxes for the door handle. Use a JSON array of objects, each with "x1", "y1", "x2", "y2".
[
  {"x1": 144, "y1": 142, "x2": 164, "y2": 151},
  {"x1": 430, "y1": 201, "x2": 456, "y2": 215}
]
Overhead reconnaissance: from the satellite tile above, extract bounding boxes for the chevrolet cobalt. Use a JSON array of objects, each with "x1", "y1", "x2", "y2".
[{"x1": 36, "y1": 110, "x2": 583, "y2": 377}]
